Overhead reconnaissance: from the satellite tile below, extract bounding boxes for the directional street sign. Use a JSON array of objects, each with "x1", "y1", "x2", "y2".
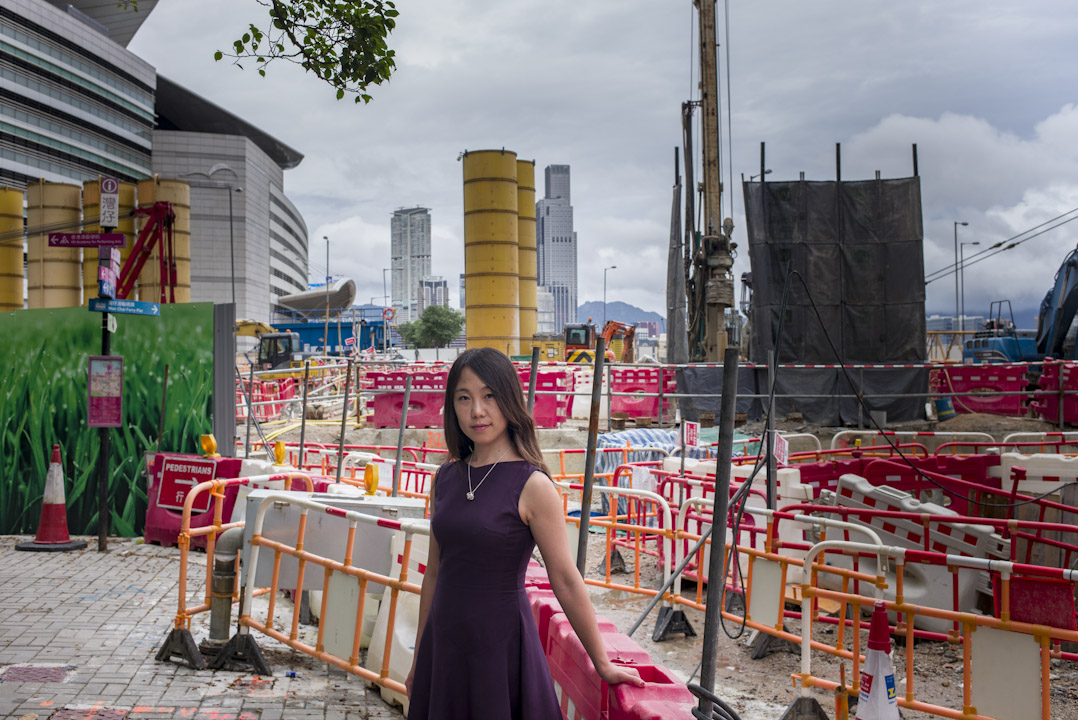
[
  {"x1": 49, "y1": 232, "x2": 125, "y2": 247},
  {"x1": 89, "y1": 298, "x2": 160, "y2": 317},
  {"x1": 100, "y1": 177, "x2": 120, "y2": 228}
]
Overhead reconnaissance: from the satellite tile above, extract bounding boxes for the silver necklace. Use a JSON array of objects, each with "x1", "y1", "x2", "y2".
[{"x1": 466, "y1": 448, "x2": 509, "y2": 501}]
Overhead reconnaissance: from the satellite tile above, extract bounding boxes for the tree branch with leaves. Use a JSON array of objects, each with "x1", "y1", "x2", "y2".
[{"x1": 214, "y1": 0, "x2": 398, "y2": 104}]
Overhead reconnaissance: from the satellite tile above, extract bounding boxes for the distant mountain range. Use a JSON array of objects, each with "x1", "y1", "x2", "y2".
[{"x1": 578, "y1": 301, "x2": 665, "y2": 330}]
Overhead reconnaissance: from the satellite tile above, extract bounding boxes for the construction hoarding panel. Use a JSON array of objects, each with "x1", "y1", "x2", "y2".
[
  {"x1": 0, "y1": 304, "x2": 216, "y2": 536},
  {"x1": 743, "y1": 177, "x2": 927, "y2": 424}
]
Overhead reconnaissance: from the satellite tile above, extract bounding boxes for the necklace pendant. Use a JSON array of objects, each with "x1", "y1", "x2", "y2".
[{"x1": 466, "y1": 491, "x2": 475, "y2": 501}]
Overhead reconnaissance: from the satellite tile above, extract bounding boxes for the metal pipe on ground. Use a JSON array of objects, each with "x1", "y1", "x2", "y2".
[
  {"x1": 202, "y1": 527, "x2": 245, "y2": 655},
  {"x1": 575, "y1": 337, "x2": 606, "y2": 576}
]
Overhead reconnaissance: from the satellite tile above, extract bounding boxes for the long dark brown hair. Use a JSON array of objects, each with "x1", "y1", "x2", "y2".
[{"x1": 443, "y1": 348, "x2": 551, "y2": 477}]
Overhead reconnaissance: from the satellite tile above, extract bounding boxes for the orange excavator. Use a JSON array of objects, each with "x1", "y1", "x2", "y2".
[{"x1": 562, "y1": 320, "x2": 636, "y2": 363}]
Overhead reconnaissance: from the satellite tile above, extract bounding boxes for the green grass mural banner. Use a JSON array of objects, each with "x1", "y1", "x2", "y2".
[{"x1": 0, "y1": 303, "x2": 215, "y2": 537}]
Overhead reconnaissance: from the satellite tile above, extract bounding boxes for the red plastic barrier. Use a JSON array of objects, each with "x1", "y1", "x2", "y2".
[
  {"x1": 144, "y1": 454, "x2": 244, "y2": 548},
  {"x1": 525, "y1": 582, "x2": 693, "y2": 720},
  {"x1": 525, "y1": 559, "x2": 552, "y2": 589},
  {"x1": 932, "y1": 364, "x2": 1027, "y2": 416},
  {"x1": 609, "y1": 367, "x2": 676, "y2": 420},
  {"x1": 607, "y1": 664, "x2": 696, "y2": 720},
  {"x1": 519, "y1": 368, "x2": 574, "y2": 428},
  {"x1": 1030, "y1": 362, "x2": 1078, "y2": 424},
  {"x1": 370, "y1": 370, "x2": 446, "y2": 428}
]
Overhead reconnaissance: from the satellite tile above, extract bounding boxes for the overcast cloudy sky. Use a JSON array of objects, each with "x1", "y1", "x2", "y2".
[{"x1": 129, "y1": 1, "x2": 1078, "y2": 326}]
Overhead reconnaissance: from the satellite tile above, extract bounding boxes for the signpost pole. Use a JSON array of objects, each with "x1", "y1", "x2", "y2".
[
  {"x1": 97, "y1": 312, "x2": 109, "y2": 552},
  {"x1": 95, "y1": 177, "x2": 120, "y2": 553}
]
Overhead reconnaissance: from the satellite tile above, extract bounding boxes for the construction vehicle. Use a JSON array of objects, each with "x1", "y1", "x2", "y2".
[
  {"x1": 560, "y1": 320, "x2": 636, "y2": 363},
  {"x1": 964, "y1": 247, "x2": 1078, "y2": 364},
  {"x1": 962, "y1": 301, "x2": 1040, "y2": 363},
  {"x1": 255, "y1": 332, "x2": 304, "y2": 371}
]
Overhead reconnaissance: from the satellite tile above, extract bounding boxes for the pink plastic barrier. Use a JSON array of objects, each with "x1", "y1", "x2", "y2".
[
  {"x1": 932, "y1": 364, "x2": 1027, "y2": 416},
  {"x1": 369, "y1": 370, "x2": 447, "y2": 428},
  {"x1": 519, "y1": 368, "x2": 575, "y2": 428},
  {"x1": 1030, "y1": 362, "x2": 1078, "y2": 424},
  {"x1": 609, "y1": 367, "x2": 677, "y2": 420},
  {"x1": 143, "y1": 454, "x2": 243, "y2": 549},
  {"x1": 524, "y1": 575, "x2": 695, "y2": 720}
]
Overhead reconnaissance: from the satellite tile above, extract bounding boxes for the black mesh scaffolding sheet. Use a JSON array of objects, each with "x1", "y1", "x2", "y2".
[{"x1": 742, "y1": 177, "x2": 928, "y2": 424}]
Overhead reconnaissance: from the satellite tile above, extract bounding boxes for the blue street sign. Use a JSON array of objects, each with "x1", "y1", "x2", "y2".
[
  {"x1": 88, "y1": 298, "x2": 160, "y2": 316},
  {"x1": 97, "y1": 279, "x2": 116, "y2": 299}
]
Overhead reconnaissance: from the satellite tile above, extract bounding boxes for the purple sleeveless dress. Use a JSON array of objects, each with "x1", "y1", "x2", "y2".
[{"x1": 408, "y1": 460, "x2": 562, "y2": 719}]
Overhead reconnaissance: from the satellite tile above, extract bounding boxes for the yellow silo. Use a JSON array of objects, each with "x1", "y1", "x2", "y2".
[
  {"x1": 137, "y1": 177, "x2": 191, "y2": 303},
  {"x1": 462, "y1": 149, "x2": 519, "y2": 355},
  {"x1": 26, "y1": 181, "x2": 82, "y2": 309},
  {"x1": 82, "y1": 179, "x2": 137, "y2": 305},
  {"x1": 516, "y1": 159, "x2": 537, "y2": 350},
  {"x1": 0, "y1": 186, "x2": 24, "y2": 312}
]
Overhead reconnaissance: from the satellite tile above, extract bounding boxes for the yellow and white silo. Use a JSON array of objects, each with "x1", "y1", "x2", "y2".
[
  {"x1": 137, "y1": 177, "x2": 191, "y2": 303},
  {"x1": 462, "y1": 149, "x2": 520, "y2": 354},
  {"x1": 0, "y1": 186, "x2": 24, "y2": 312},
  {"x1": 26, "y1": 181, "x2": 82, "y2": 309},
  {"x1": 516, "y1": 159, "x2": 537, "y2": 350},
  {"x1": 82, "y1": 179, "x2": 137, "y2": 305}
]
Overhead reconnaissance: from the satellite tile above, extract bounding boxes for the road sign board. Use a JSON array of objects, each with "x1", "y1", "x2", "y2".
[
  {"x1": 97, "y1": 279, "x2": 116, "y2": 299},
  {"x1": 774, "y1": 433, "x2": 789, "y2": 465},
  {"x1": 88, "y1": 298, "x2": 160, "y2": 316},
  {"x1": 49, "y1": 232, "x2": 124, "y2": 247},
  {"x1": 100, "y1": 177, "x2": 119, "y2": 228},
  {"x1": 683, "y1": 421, "x2": 700, "y2": 447},
  {"x1": 106, "y1": 313, "x2": 116, "y2": 334},
  {"x1": 156, "y1": 457, "x2": 216, "y2": 513}
]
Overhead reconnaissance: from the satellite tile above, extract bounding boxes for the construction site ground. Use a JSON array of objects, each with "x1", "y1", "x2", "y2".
[{"x1": 2, "y1": 411, "x2": 1075, "y2": 720}]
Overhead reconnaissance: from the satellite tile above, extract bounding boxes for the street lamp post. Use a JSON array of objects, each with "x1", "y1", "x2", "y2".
[
  {"x1": 953, "y1": 221, "x2": 968, "y2": 335},
  {"x1": 750, "y1": 169, "x2": 772, "y2": 181},
  {"x1": 382, "y1": 267, "x2": 390, "y2": 353},
  {"x1": 323, "y1": 235, "x2": 330, "y2": 354},
  {"x1": 961, "y1": 240, "x2": 980, "y2": 331},
  {"x1": 603, "y1": 265, "x2": 617, "y2": 326}
]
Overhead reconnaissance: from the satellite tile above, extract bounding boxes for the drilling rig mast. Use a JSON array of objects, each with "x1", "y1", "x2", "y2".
[{"x1": 684, "y1": 0, "x2": 735, "y2": 362}]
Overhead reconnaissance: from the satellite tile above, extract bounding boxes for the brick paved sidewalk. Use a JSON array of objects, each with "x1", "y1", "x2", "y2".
[{"x1": 0, "y1": 536, "x2": 404, "y2": 720}]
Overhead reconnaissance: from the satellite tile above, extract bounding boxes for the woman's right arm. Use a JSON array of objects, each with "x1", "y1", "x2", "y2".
[{"x1": 405, "y1": 522, "x2": 440, "y2": 696}]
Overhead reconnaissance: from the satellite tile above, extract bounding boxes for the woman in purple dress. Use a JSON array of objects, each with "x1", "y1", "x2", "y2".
[{"x1": 406, "y1": 348, "x2": 643, "y2": 718}]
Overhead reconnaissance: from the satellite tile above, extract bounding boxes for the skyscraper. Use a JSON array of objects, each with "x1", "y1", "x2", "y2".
[
  {"x1": 391, "y1": 207, "x2": 431, "y2": 323},
  {"x1": 535, "y1": 165, "x2": 577, "y2": 332},
  {"x1": 417, "y1": 276, "x2": 449, "y2": 315}
]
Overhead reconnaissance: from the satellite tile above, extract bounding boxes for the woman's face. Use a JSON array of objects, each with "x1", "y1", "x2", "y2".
[{"x1": 452, "y1": 366, "x2": 508, "y2": 449}]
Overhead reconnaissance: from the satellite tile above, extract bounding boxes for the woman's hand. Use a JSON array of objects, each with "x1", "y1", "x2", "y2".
[
  {"x1": 597, "y1": 661, "x2": 645, "y2": 687},
  {"x1": 405, "y1": 665, "x2": 415, "y2": 697}
]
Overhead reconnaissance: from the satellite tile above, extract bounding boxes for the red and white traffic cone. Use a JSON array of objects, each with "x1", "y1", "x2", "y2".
[
  {"x1": 16, "y1": 445, "x2": 87, "y2": 552},
  {"x1": 855, "y1": 601, "x2": 899, "y2": 720}
]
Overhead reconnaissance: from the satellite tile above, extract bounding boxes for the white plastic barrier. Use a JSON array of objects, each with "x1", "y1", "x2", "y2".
[
  {"x1": 227, "y1": 459, "x2": 296, "y2": 524},
  {"x1": 990, "y1": 452, "x2": 1078, "y2": 567},
  {"x1": 366, "y1": 531, "x2": 429, "y2": 713},
  {"x1": 819, "y1": 474, "x2": 1008, "y2": 633}
]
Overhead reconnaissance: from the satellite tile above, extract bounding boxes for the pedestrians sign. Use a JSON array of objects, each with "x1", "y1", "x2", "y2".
[
  {"x1": 683, "y1": 421, "x2": 700, "y2": 447},
  {"x1": 156, "y1": 457, "x2": 216, "y2": 512},
  {"x1": 774, "y1": 433, "x2": 789, "y2": 465},
  {"x1": 100, "y1": 177, "x2": 120, "y2": 228},
  {"x1": 49, "y1": 232, "x2": 124, "y2": 247},
  {"x1": 89, "y1": 298, "x2": 160, "y2": 316}
]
